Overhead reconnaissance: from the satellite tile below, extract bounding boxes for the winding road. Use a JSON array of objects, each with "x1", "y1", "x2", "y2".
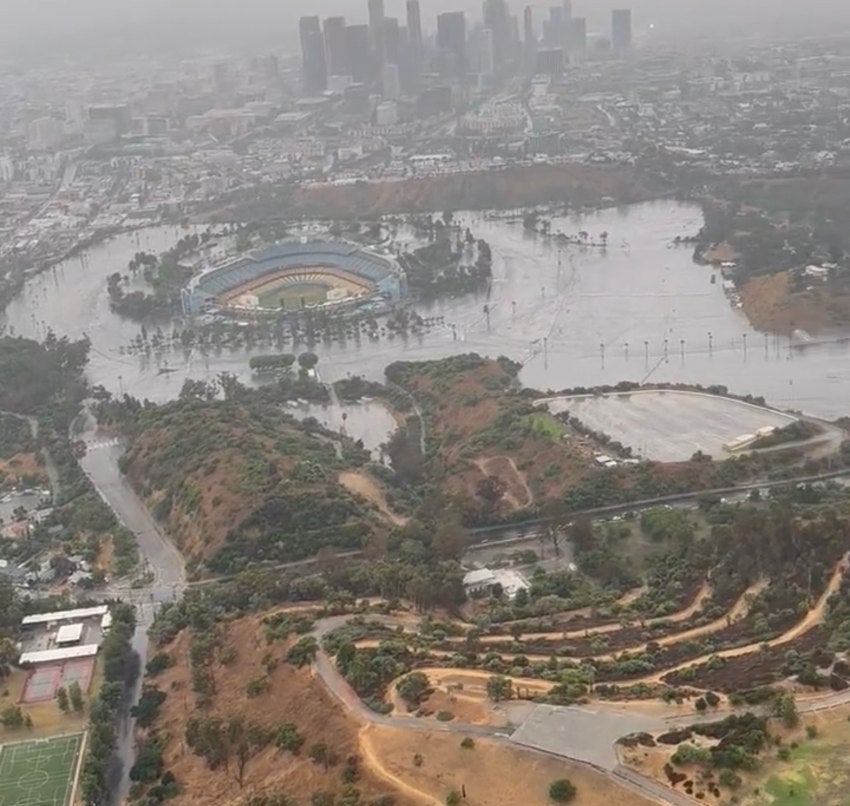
[{"x1": 67, "y1": 410, "x2": 850, "y2": 806}]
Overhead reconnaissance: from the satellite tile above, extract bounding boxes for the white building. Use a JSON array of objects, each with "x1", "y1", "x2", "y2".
[{"x1": 463, "y1": 567, "x2": 529, "y2": 599}]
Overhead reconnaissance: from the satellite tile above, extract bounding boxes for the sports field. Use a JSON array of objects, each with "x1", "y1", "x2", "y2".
[
  {"x1": 0, "y1": 733, "x2": 82, "y2": 806},
  {"x1": 257, "y1": 281, "x2": 329, "y2": 310}
]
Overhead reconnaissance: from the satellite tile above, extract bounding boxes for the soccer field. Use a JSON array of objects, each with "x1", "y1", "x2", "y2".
[{"x1": 0, "y1": 734, "x2": 83, "y2": 806}]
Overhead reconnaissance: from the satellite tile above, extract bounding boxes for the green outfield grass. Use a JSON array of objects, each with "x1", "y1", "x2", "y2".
[
  {"x1": 0, "y1": 733, "x2": 82, "y2": 806},
  {"x1": 257, "y1": 281, "x2": 329, "y2": 310}
]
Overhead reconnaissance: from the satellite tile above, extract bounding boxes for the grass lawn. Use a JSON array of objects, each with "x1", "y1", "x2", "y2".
[
  {"x1": 743, "y1": 714, "x2": 850, "y2": 806},
  {"x1": 0, "y1": 733, "x2": 83, "y2": 806},
  {"x1": 257, "y1": 282, "x2": 328, "y2": 310},
  {"x1": 525, "y1": 413, "x2": 566, "y2": 441}
]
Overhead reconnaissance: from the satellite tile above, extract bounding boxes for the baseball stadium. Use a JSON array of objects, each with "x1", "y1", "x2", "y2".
[{"x1": 182, "y1": 241, "x2": 406, "y2": 316}]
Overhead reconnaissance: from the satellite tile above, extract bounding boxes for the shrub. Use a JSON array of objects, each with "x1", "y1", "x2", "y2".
[
  {"x1": 549, "y1": 778, "x2": 577, "y2": 802},
  {"x1": 460, "y1": 737, "x2": 475, "y2": 749}
]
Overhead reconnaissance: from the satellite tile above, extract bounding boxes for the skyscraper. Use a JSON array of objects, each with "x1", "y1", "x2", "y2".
[
  {"x1": 612, "y1": 9, "x2": 632, "y2": 54},
  {"x1": 523, "y1": 5, "x2": 535, "y2": 47},
  {"x1": 483, "y1": 0, "x2": 511, "y2": 75},
  {"x1": 369, "y1": 0, "x2": 386, "y2": 67},
  {"x1": 383, "y1": 17, "x2": 401, "y2": 65},
  {"x1": 548, "y1": 6, "x2": 564, "y2": 46},
  {"x1": 563, "y1": 0, "x2": 573, "y2": 21},
  {"x1": 567, "y1": 17, "x2": 587, "y2": 56},
  {"x1": 407, "y1": 0, "x2": 424, "y2": 73},
  {"x1": 323, "y1": 17, "x2": 349, "y2": 77},
  {"x1": 299, "y1": 16, "x2": 327, "y2": 93},
  {"x1": 437, "y1": 11, "x2": 467, "y2": 77},
  {"x1": 345, "y1": 24, "x2": 373, "y2": 84}
]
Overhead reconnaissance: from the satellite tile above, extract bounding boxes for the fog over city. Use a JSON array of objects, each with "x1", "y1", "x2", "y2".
[{"x1": 3, "y1": 0, "x2": 850, "y2": 58}]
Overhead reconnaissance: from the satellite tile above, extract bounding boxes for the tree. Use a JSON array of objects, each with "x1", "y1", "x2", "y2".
[
  {"x1": 396, "y1": 672, "x2": 430, "y2": 708},
  {"x1": 445, "y1": 792, "x2": 461, "y2": 806},
  {"x1": 56, "y1": 686, "x2": 69, "y2": 712},
  {"x1": 774, "y1": 694, "x2": 799, "y2": 728},
  {"x1": 476, "y1": 475, "x2": 506, "y2": 507},
  {"x1": 298, "y1": 352, "x2": 319, "y2": 371},
  {"x1": 276, "y1": 723, "x2": 305, "y2": 754},
  {"x1": 286, "y1": 636, "x2": 318, "y2": 668},
  {"x1": 549, "y1": 779, "x2": 577, "y2": 803},
  {"x1": 68, "y1": 681, "x2": 84, "y2": 712},
  {"x1": 486, "y1": 675, "x2": 513, "y2": 702}
]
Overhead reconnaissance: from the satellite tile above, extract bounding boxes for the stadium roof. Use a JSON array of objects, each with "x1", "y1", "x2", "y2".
[
  {"x1": 56, "y1": 623, "x2": 84, "y2": 644},
  {"x1": 21, "y1": 605, "x2": 109, "y2": 626},
  {"x1": 19, "y1": 644, "x2": 99, "y2": 665}
]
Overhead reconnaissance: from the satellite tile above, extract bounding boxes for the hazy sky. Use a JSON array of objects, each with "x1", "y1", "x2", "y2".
[{"x1": 2, "y1": 0, "x2": 850, "y2": 62}]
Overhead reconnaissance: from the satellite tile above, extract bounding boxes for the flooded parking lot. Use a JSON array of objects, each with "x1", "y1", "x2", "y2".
[{"x1": 3, "y1": 201, "x2": 850, "y2": 419}]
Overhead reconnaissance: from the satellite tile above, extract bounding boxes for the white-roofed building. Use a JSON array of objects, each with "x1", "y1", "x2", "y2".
[
  {"x1": 21, "y1": 605, "x2": 108, "y2": 627},
  {"x1": 55, "y1": 623, "x2": 84, "y2": 645},
  {"x1": 19, "y1": 645, "x2": 99, "y2": 665}
]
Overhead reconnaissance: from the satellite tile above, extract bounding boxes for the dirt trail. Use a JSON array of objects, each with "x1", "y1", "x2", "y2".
[
  {"x1": 447, "y1": 582, "x2": 712, "y2": 646},
  {"x1": 378, "y1": 559, "x2": 846, "y2": 696},
  {"x1": 339, "y1": 470, "x2": 408, "y2": 526},
  {"x1": 359, "y1": 726, "x2": 439, "y2": 805}
]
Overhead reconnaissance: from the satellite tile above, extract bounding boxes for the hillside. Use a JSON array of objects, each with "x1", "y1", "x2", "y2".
[
  {"x1": 132, "y1": 608, "x2": 409, "y2": 806},
  {"x1": 202, "y1": 163, "x2": 668, "y2": 222},
  {"x1": 119, "y1": 399, "x2": 387, "y2": 575}
]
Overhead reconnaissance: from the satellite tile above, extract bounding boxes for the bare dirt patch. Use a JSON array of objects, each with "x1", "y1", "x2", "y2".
[
  {"x1": 0, "y1": 452, "x2": 46, "y2": 487},
  {"x1": 339, "y1": 470, "x2": 407, "y2": 526},
  {"x1": 144, "y1": 613, "x2": 405, "y2": 806},
  {"x1": 360, "y1": 724, "x2": 658, "y2": 806},
  {"x1": 471, "y1": 455, "x2": 533, "y2": 510},
  {"x1": 740, "y1": 270, "x2": 850, "y2": 335}
]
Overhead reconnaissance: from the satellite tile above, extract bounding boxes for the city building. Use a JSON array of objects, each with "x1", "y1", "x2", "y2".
[
  {"x1": 567, "y1": 17, "x2": 587, "y2": 58},
  {"x1": 323, "y1": 17, "x2": 349, "y2": 78},
  {"x1": 345, "y1": 24, "x2": 373, "y2": 84},
  {"x1": 369, "y1": 0, "x2": 386, "y2": 69},
  {"x1": 383, "y1": 17, "x2": 401, "y2": 65},
  {"x1": 27, "y1": 117, "x2": 64, "y2": 152},
  {"x1": 407, "y1": 0, "x2": 424, "y2": 72},
  {"x1": 437, "y1": 11, "x2": 467, "y2": 77},
  {"x1": 612, "y1": 8, "x2": 633, "y2": 54},
  {"x1": 299, "y1": 16, "x2": 328, "y2": 93},
  {"x1": 382, "y1": 62, "x2": 401, "y2": 100}
]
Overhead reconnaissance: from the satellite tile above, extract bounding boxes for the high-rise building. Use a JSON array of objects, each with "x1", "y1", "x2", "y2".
[
  {"x1": 324, "y1": 17, "x2": 349, "y2": 77},
  {"x1": 536, "y1": 48, "x2": 564, "y2": 77},
  {"x1": 523, "y1": 5, "x2": 534, "y2": 46},
  {"x1": 567, "y1": 17, "x2": 587, "y2": 56},
  {"x1": 299, "y1": 16, "x2": 328, "y2": 93},
  {"x1": 407, "y1": 0, "x2": 423, "y2": 68},
  {"x1": 27, "y1": 117, "x2": 64, "y2": 151},
  {"x1": 612, "y1": 9, "x2": 632, "y2": 54},
  {"x1": 369, "y1": 0, "x2": 386, "y2": 66},
  {"x1": 548, "y1": 6, "x2": 564, "y2": 45},
  {"x1": 213, "y1": 61, "x2": 235, "y2": 99},
  {"x1": 563, "y1": 0, "x2": 573, "y2": 21},
  {"x1": 383, "y1": 17, "x2": 401, "y2": 65},
  {"x1": 437, "y1": 11, "x2": 467, "y2": 76},
  {"x1": 483, "y1": 0, "x2": 512, "y2": 75},
  {"x1": 476, "y1": 28, "x2": 495, "y2": 76},
  {"x1": 345, "y1": 24, "x2": 373, "y2": 84}
]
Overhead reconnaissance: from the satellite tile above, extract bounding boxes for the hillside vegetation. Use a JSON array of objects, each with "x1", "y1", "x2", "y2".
[{"x1": 117, "y1": 396, "x2": 386, "y2": 575}]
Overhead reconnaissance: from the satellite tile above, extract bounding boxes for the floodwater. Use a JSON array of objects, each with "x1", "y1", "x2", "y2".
[{"x1": 3, "y1": 201, "x2": 850, "y2": 419}]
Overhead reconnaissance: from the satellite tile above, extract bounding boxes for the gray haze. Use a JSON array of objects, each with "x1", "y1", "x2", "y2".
[{"x1": 2, "y1": 0, "x2": 850, "y2": 61}]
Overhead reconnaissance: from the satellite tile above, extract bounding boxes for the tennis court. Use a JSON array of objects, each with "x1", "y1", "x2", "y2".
[
  {"x1": 0, "y1": 733, "x2": 83, "y2": 806},
  {"x1": 20, "y1": 659, "x2": 95, "y2": 704}
]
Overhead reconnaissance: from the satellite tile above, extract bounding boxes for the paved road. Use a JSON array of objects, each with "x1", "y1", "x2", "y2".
[{"x1": 72, "y1": 409, "x2": 187, "y2": 805}]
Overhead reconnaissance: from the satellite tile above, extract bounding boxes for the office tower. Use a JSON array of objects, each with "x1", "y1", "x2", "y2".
[
  {"x1": 563, "y1": 0, "x2": 573, "y2": 20},
  {"x1": 324, "y1": 17, "x2": 349, "y2": 77},
  {"x1": 345, "y1": 24, "x2": 373, "y2": 84},
  {"x1": 383, "y1": 17, "x2": 401, "y2": 65},
  {"x1": 407, "y1": 0, "x2": 423, "y2": 68},
  {"x1": 476, "y1": 28, "x2": 495, "y2": 76},
  {"x1": 567, "y1": 17, "x2": 587, "y2": 56},
  {"x1": 437, "y1": 11, "x2": 467, "y2": 76},
  {"x1": 369, "y1": 0, "x2": 386, "y2": 66},
  {"x1": 483, "y1": 0, "x2": 511, "y2": 72},
  {"x1": 523, "y1": 5, "x2": 534, "y2": 46},
  {"x1": 549, "y1": 6, "x2": 564, "y2": 45},
  {"x1": 536, "y1": 48, "x2": 564, "y2": 77},
  {"x1": 612, "y1": 9, "x2": 632, "y2": 54},
  {"x1": 299, "y1": 16, "x2": 327, "y2": 93}
]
